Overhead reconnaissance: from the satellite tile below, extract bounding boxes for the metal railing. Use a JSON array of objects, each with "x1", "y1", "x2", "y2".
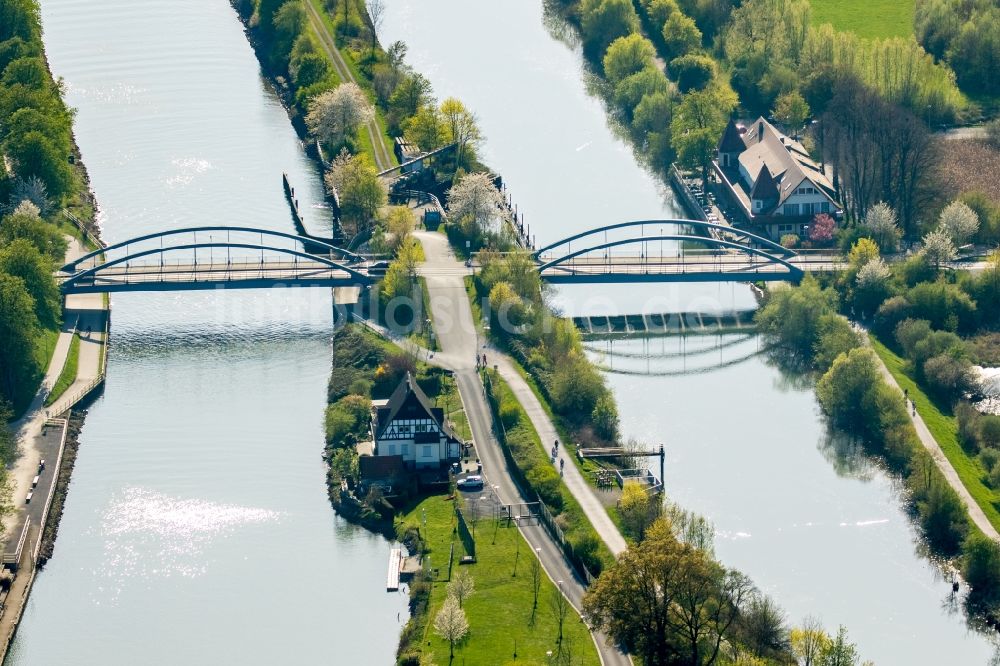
[{"x1": 62, "y1": 209, "x2": 105, "y2": 250}]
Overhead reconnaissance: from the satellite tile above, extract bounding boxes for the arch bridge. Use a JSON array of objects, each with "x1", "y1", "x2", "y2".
[
  {"x1": 58, "y1": 226, "x2": 373, "y2": 294},
  {"x1": 532, "y1": 219, "x2": 832, "y2": 284}
]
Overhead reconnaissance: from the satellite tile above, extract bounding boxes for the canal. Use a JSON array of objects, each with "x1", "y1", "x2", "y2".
[
  {"x1": 7, "y1": 1, "x2": 407, "y2": 664},
  {"x1": 382, "y1": 0, "x2": 999, "y2": 664}
]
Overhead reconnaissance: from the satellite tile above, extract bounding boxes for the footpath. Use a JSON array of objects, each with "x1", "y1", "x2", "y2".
[
  {"x1": 0, "y1": 236, "x2": 109, "y2": 655},
  {"x1": 861, "y1": 330, "x2": 1000, "y2": 541},
  {"x1": 302, "y1": 0, "x2": 394, "y2": 172}
]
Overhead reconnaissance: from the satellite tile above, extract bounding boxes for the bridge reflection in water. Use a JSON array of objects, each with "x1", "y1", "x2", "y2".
[{"x1": 583, "y1": 332, "x2": 764, "y2": 377}]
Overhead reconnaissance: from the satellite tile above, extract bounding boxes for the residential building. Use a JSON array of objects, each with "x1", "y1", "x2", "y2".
[
  {"x1": 370, "y1": 372, "x2": 462, "y2": 470},
  {"x1": 714, "y1": 117, "x2": 842, "y2": 240}
]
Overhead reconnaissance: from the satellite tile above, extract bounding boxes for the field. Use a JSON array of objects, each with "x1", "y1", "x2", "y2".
[
  {"x1": 810, "y1": 0, "x2": 915, "y2": 39},
  {"x1": 397, "y1": 495, "x2": 600, "y2": 665}
]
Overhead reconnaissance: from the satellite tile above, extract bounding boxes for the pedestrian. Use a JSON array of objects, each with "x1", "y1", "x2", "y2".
[
  {"x1": 554, "y1": 439, "x2": 559, "y2": 451},
  {"x1": 559, "y1": 458, "x2": 565, "y2": 475}
]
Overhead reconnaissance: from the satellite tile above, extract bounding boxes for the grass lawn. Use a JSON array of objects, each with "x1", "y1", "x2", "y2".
[
  {"x1": 397, "y1": 495, "x2": 600, "y2": 665},
  {"x1": 871, "y1": 337, "x2": 1000, "y2": 533},
  {"x1": 810, "y1": 0, "x2": 915, "y2": 39},
  {"x1": 44, "y1": 332, "x2": 80, "y2": 408}
]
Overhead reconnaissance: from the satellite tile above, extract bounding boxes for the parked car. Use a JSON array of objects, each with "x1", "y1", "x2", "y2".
[
  {"x1": 456, "y1": 475, "x2": 484, "y2": 491},
  {"x1": 367, "y1": 260, "x2": 391, "y2": 276}
]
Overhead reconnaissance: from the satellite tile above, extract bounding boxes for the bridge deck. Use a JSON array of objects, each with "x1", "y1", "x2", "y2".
[{"x1": 59, "y1": 259, "x2": 368, "y2": 294}]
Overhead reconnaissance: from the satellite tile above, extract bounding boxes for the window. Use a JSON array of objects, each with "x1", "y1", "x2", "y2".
[
  {"x1": 399, "y1": 424, "x2": 410, "y2": 434},
  {"x1": 779, "y1": 224, "x2": 794, "y2": 233},
  {"x1": 422, "y1": 445, "x2": 433, "y2": 458},
  {"x1": 385, "y1": 444, "x2": 395, "y2": 455},
  {"x1": 821, "y1": 202, "x2": 830, "y2": 213},
  {"x1": 401, "y1": 444, "x2": 408, "y2": 455},
  {"x1": 753, "y1": 199, "x2": 762, "y2": 211},
  {"x1": 783, "y1": 203, "x2": 799, "y2": 216}
]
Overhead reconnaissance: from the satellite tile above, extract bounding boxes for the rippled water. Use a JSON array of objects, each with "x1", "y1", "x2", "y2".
[
  {"x1": 383, "y1": 0, "x2": 1000, "y2": 663},
  {"x1": 7, "y1": 1, "x2": 407, "y2": 663}
]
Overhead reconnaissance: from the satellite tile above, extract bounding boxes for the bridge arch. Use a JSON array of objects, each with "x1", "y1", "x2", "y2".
[
  {"x1": 62, "y1": 225, "x2": 363, "y2": 272},
  {"x1": 60, "y1": 242, "x2": 371, "y2": 293},
  {"x1": 532, "y1": 219, "x2": 794, "y2": 260},
  {"x1": 536, "y1": 235, "x2": 804, "y2": 281}
]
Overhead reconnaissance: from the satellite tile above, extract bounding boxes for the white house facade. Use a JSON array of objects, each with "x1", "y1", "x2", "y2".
[{"x1": 372, "y1": 373, "x2": 462, "y2": 470}]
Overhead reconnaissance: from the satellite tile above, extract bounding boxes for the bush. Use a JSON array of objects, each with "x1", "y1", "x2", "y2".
[
  {"x1": 873, "y1": 296, "x2": 911, "y2": 338},
  {"x1": 922, "y1": 353, "x2": 976, "y2": 401},
  {"x1": 906, "y1": 280, "x2": 977, "y2": 333},
  {"x1": 668, "y1": 53, "x2": 715, "y2": 92},
  {"x1": 915, "y1": 477, "x2": 968, "y2": 554},
  {"x1": 813, "y1": 314, "x2": 861, "y2": 371},
  {"x1": 779, "y1": 233, "x2": 800, "y2": 249},
  {"x1": 956, "y1": 401, "x2": 982, "y2": 450},
  {"x1": 964, "y1": 533, "x2": 1000, "y2": 605}
]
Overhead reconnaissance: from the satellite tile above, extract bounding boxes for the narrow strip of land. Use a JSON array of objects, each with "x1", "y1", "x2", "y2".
[
  {"x1": 303, "y1": 0, "x2": 394, "y2": 171},
  {"x1": 861, "y1": 328, "x2": 1000, "y2": 541}
]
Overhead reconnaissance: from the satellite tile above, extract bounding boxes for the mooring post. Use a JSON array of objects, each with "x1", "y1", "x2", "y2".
[{"x1": 659, "y1": 444, "x2": 665, "y2": 488}]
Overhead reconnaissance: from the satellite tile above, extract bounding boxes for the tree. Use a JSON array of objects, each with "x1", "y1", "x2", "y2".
[
  {"x1": 290, "y1": 52, "x2": 329, "y2": 89},
  {"x1": 670, "y1": 84, "x2": 737, "y2": 189},
  {"x1": 446, "y1": 570, "x2": 475, "y2": 608},
  {"x1": 0, "y1": 238, "x2": 60, "y2": 326},
  {"x1": 815, "y1": 347, "x2": 884, "y2": 437},
  {"x1": 821, "y1": 625, "x2": 859, "y2": 666},
  {"x1": 383, "y1": 205, "x2": 415, "y2": 253},
  {"x1": 963, "y1": 533, "x2": 1000, "y2": 605},
  {"x1": 529, "y1": 554, "x2": 542, "y2": 620},
  {"x1": 862, "y1": 202, "x2": 901, "y2": 252},
  {"x1": 921, "y1": 228, "x2": 957, "y2": 269},
  {"x1": 580, "y1": 0, "x2": 640, "y2": 59},
  {"x1": 305, "y1": 83, "x2": 375, "y2": 148},
  {"x1": 5, "y1": 130, "x2": 73, "y2": 200},
  {"x1": 433, "y1": 595, "x2": 469, "y2": 659},
  {"x1": 808, "y1": 213, "x2": 835, "y2": 244},
  {"x1": 603, "y1": 34, "x2": 656, "y2": 85},
  {"x1": 0, "y1": 272, "x2": 39, "y2": 405},
  {"x1": 755, "y1": 276, "x2": 837, "y2": 357},
  {"x1": 790, "y1": 616, "x2": 830, "y2": 666},
  {"x1": 938, "y1": 200, "x2": 979, "y2": 246},
  {"x1": 364, "y1": 0, "x2": 385, "y2": 61},
  {"x1": 404, "y1": 103, "x2": 448, "y2": 151},
  {"x1": 324, "y1": 150, "x2": 387, "y2": 236},
  {"x1": 619, "y1": 480, "x2": 655, "y2": 540},
  {"x1": 0, "y1": 202, "x2": 66, "y2": 260},
  {"x1": 440, "y1": 98, "x2": 481, "y2": 168},
  {"x1": 271, "y1": 0, "x2": 306, "y2": 62},
  {"x1": 447, "y1": 172, "x2": 506, "y2": 236},
  {"x1": 847, "y1": 238, "x2": 879, "y2": 269},
  {"x1": 662, "y1": 12, "x2": 701, "y2": 59},
  {"x1": 855, "y1": 257, "x2": 891, "y2": 291},
  {"x1": 591, "y1": 393, "x2": 619, "y2": 441},
  {"x1": 771, "y1": 90, "x2": 809, "y2": 135},
  {"x1": 668, "y1": 54, "x2": 715, "y2": 93},
  {"x1": 550, "y1": 583, "x2": 570, "y2": 648},
  {"x1": 584, "y1": 518, "x2": 751, "y2": 666}
]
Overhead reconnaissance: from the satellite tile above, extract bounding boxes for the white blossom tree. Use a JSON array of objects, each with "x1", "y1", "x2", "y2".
[
  {"x1": 447, "y1": 172, "x2": 506, "y2": 235},
  {"x1": 856, "y1": 257, "x2": 891, "y2": 289},
  {"x1": 922, "y1": 228, "x2": 957, "y2": 269},
  {"x1": 938, "y1": 200, "x2": 980, "y2": 246},
  {"x1": 446, "y1": 570, "x2": 475, "y2": 608},
  {"x1": 862, "y1": 202, "x2": 901, "y2": 253},
  {"x1": 433, "y1": 595, "x2": 469, "y2": 659},
  {"x1": 324, "y1": 149, "x2": 387, "y2": 235},
  {"x1": 305, "y1": 82, "x2": 375, "y2": 147}
]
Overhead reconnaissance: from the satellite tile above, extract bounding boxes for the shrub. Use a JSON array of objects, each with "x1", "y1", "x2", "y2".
[
  {"x1": 955, "y1": 401, "x2": 982, "y2": 450},
  {"x1": 668, "y1": 53, "x2": 715, "y2": 92},
  {"x1": 907, "y1": 280, "x2": 977, "y2": 333},
  {"x1": 779, "y1": 233, "x2": 800, "y2": 249},
  {"x1": 873, "y1": 296, "x2": 910, "y2": 338},
  {"x1": 922, "y1": 353, "x2": 976, "y2": 401},
  {"x1": 813, "y1": 314, "x2": 861, "y2": 371},
  {"x1": 964, "y1": 534, "x2": 1000, "y2": 605},
  {"x1": 915, "y1": 478, "x2": 968, "y2": 554}
]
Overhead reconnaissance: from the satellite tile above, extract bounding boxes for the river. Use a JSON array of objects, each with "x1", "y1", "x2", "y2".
[
  {"x1": 382, "y1": 0, "x2": 999, "y2": 663},
  {"x1": 7, "y1": 1, "x2": 407, "y2": 664}
]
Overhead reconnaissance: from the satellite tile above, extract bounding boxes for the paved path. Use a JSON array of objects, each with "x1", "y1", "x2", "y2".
[
  {"x1": 303, "y1": 0, "x2": 394, "y2": 172},
  {"x1": 861, "y1": 328, "x2": 1000, "y2": 541},
  {"x1": 6, "y1": 238, "x2": 107, "y2": 540},
  {"x1": 402, "y1": 230, "x2": 630, "y2": 665}
]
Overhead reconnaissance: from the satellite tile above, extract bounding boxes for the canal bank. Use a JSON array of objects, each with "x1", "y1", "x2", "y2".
[
  {"x1": 7, "y1": 1, "x2": 407, "y2": 663},
  {"x1": 382, "y1": 0, "x2": 1000, "y2": 663}
]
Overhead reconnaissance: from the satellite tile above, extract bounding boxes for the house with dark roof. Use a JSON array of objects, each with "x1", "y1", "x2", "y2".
[
  {"x1": 714, "y1": 117, "x2": 842, "y2": 241},
  {"x1": 370, "y1": 372, "x2": 462, "y2": 471}
]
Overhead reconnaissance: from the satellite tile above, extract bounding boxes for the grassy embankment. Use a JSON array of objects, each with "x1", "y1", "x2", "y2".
[
  {"x1": 484, "y1": 369, "x2": 615, "y2": 573},
  {"x1": 43, "y1": 333, "x2": 80, "y2": 408},
  {"x1": 809, "y1": 0, "x2": 915, "y2": 39},
  {"x1": 303, "y1": 0, "x2": 396, "y2": 166},
  {"x1": 871, "y1": 336, "x2": 1000, "y2": 534},
  {"x1": 395, "y1": 494, "x2": 600, "y2": 665}
]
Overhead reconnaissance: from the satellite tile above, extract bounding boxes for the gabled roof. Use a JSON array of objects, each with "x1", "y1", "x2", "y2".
[
  {"x1": 717, "y1": 119, "x2": 746, "y2": 153},
  {"x1": 374, "y1": 372, "x2": 460, "y2": 442},
  {"x1": 738, "y1": 117, "x2": 838, "y2": 208},
  {"x1": 750, "y1": 164, "x2": 779, "y2": 202}
]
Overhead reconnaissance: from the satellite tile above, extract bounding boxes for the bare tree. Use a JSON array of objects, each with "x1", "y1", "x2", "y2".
[
  {"x1": 550, "y1": 583, "x2": 570, "y2": 649},
  {"x1": 434, "y1": 595, "x2": 469, "y2": 659},
  {"x1": 365, "y1": 0, "x2": 385, "y2": 62},
  {"x1": 529, "y1": 555, "x2": 542, "y2": 622}
]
